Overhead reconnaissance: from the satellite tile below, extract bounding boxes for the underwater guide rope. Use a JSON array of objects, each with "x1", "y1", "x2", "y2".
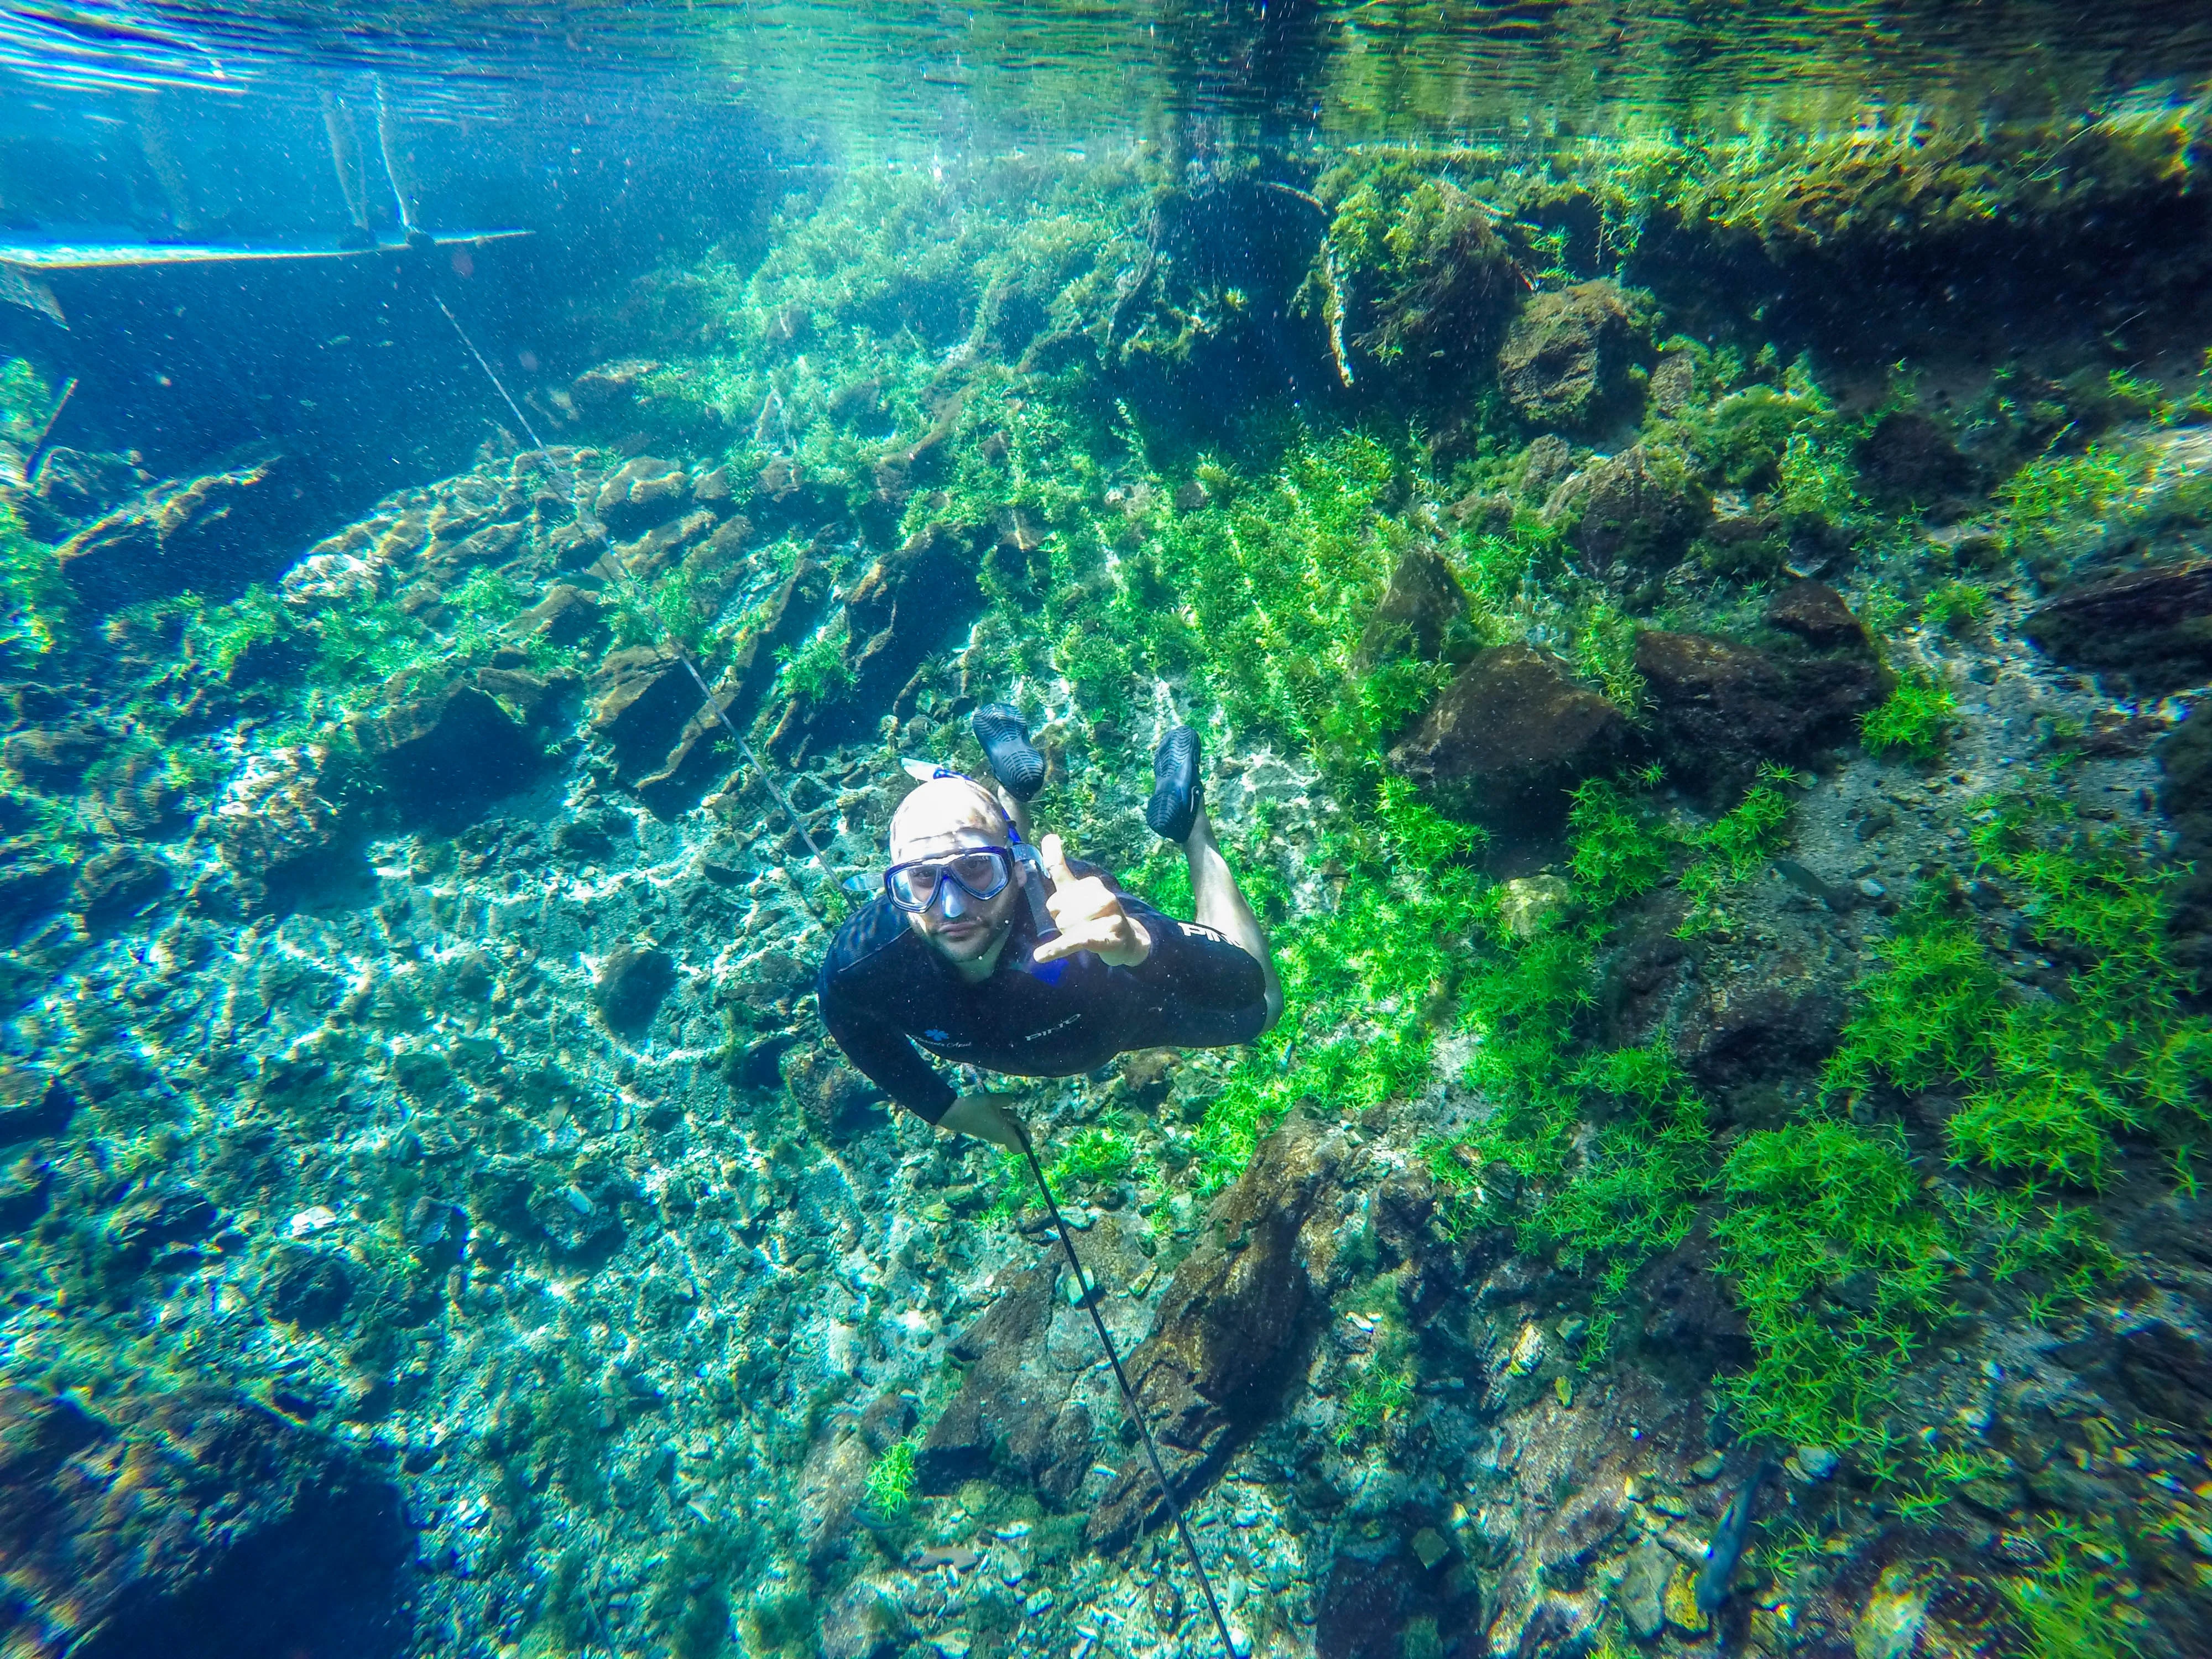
[
  {"x1": 1014, "y1": 1119, "x2": 1241, "y2": 1659},
  {"x1": 423, "y1": 283, "x2": 837, "y2": 904}
]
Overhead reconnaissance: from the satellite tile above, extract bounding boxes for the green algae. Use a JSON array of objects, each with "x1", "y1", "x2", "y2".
[
  {"x1": 1861, "y1": 671, "x2": 1958, "y2": 760},
  {"x1": 863, "y1": 1438, "x2": 917, "y2": 1516},
  {"x1": 0, "y1": 495, "x2": 69, "y2": 662}
]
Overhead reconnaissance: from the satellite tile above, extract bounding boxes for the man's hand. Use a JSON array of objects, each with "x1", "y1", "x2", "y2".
[
  {"x1": 1032, "y1": 834, "x2": 1152, "y2": 968},
  {"x1": 937, "y1": 1091, "x2": 1028, "y2": 1152}
]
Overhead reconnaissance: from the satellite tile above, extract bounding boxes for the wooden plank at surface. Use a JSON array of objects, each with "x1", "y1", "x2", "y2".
[{"x1": 0, "y1": 229, "x2": 531, "y2": 271}]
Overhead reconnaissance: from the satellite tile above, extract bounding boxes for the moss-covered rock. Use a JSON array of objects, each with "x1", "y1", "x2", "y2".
[
  {"x1": 1548, "y1": 442, "x2": 1710, "y2": 572},
  {"x1": 1496, "y1": 280, "x2": 1652, "y2": 431},
  {"x1": 1388, "y1": 642, "x2": 1628, "y2": 836}
]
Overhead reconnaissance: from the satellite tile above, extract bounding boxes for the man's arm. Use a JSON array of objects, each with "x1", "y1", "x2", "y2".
[{"x1": 816, "y1": 966, "x2": 958, "y2": 1124}]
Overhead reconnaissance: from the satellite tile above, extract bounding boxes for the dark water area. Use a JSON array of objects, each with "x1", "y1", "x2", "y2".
[{"x1": 6, "y1": 6, "x2": 2212, "y2": 1659}]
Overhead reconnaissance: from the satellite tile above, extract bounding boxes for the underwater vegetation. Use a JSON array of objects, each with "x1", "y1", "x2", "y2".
[{"x1": 6, "y1": 80, "x2": 2212, "y2": 1659}]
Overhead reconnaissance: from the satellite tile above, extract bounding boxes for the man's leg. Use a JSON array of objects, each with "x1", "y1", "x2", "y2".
[
  {"x1": 992, "y1": 784, "x2": 1036, "y2": 846},
  {"x1": 1183, "y1": 804, "x2": 1284, "y2": 1029}
]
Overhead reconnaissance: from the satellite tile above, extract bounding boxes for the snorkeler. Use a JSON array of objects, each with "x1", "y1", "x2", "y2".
[{"x1": 815, "y1": 707, "x2": 1284, "y2": 1149}]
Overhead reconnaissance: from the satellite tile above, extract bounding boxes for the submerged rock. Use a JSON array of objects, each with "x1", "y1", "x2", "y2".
[
  {"x1": 1354, "y1": 542, "x2": 1470, "y2": 674},
  {"x1": 1764, "y1": 578, "x2": 1872, "y2": 652},
  {"x1": 1496, "y1": 280, "x2": 1650, "y2": 431},
  {"x1": 1855, "y1": 410, "x2": 1974, "y2": 502},
  {"x1": 210, "y1": 744, "x2": 345, "y2": 905},
  {"x1": 1086, "y1": 1109, "x2": 1349, "y2": 1552},
  {"x1": 593, "y1": 942, "x2": 677, "y2": 1034},
  {"x1": 768, "y1": 524, "x2": 983, "y2": 758},
  {"x1": 1315, "y1": 1530, "x2": 1474, "y2": 1659},
  {"x1": 54, "y1": 457, "x2": 312, "y2": 610},
  {"x1": 67, "y1": 846, "x2": 169, "y2": 928},
  {"x1": 591, "y1": 647, "x2": 701, "y2": 784},
  {"x1": 1387, "y1": 644, "x2": 1627, "y2": 837},
  {"x1": 635, "y1": 555, "x2": 831, "y2": 817},
  {"x1": 592, "y1": 454, "x2": 690, "y2": 535},
  {"x1": 1635, "y1": 628, "x2": 1888, "y2": 799},
  {"x1": 1548, "y1": 442, "x2": 1710, "y2": 572},
  {"x1": 784, "y1": 1045, "x2": 884, "y2": 1143},
  {"x1": 348, "y1": 681, "x2": 543, "y2": 828},
  {"x1": 2023, "y1": 559, "x2": 2212, "y2": 696},
  {"x1": 916, "y1": 1259, "x2": 1092, "y2": 1504},
  {"x1": 3, "y1": 720, "x2": 109, "y2": 792},
  {"x1": 2157, "y1": 710, "x2": 2212, "y2": 991},
  {"x1": 0, "y1": 1066, "x2": 73, "y2": 1145},
  {"x1": 0, "y1": 1384, "x2": 409, "y2": 1659}
]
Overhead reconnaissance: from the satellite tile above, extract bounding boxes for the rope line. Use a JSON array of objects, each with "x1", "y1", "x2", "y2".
[
  {"x1": 1015, "y1": 1122, "x2": 1240, "y2": 1659},
  {"x1": 426, "y1": 283, "x2": 834, "y2": 885}
]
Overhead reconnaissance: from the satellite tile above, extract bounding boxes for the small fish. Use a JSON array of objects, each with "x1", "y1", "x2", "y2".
[
  {"x1": 1773, "y1": 858, "x2": 1851, "y2": 912},
  {"x1": 1694, "y1": 1458, "x2": 1773, "y2": 1614}
]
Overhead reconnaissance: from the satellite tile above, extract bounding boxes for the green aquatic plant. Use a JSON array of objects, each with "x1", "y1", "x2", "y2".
[
  {"x1": 1050, "y1": 1120, "x2": 1141, "y2": 1190},
  {"x1": 1563, "y1": 778, "x2": 1670, "y2": 911},
  {"x1": 1677, "y1": 771, "x2": 1796, "y2": 935},
  {"x1": 1921, "y1": 581, "x2": 1990, "y2": 634},
  {"x1": 774, "y1": 618, "x2": 854, "y2": 705},
  {"x1": 1712, "y1": 1118, "x2": 1953, "y2": 1457},
  {"x1": 1301, "y1": 159, "x2": 1519, "y2": 372},
  {"x1": 1334, "y1": 1358, "x2": 1415, "y2": 1447},
  {"x1": 2003, "y1": 1518, "x2": 2151, "y2": 1659},
  {"x1": 0, "y1": 356, "x2": 49, "y2": 441},
  {"x1": 184, "y1": 586, "x2": 295, "y2": 679},
  {"x1": 863, "y1": 1438, "x2": 917, "y2": 1517},
  {"x1": 1998, "y1": 444, "x2": 2147, "y2": 550},
  {"x1": 0, "y1": 498, "x2": 69, "y2": 662},
  {"x1": 1943, "y1": 800, "x2": 2212, "y2": 1186},
  {"x1": 1861, "y1": 671, "x2": 1956, "y2": 759},
  {"x1": 1825, "y1": 912, "x2": 2004, "y2": 1098}
]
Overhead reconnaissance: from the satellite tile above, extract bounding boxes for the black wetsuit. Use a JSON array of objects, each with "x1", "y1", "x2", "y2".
[{"x1": 816, "y1": 857, "x2": 1268, "y2": 1124}]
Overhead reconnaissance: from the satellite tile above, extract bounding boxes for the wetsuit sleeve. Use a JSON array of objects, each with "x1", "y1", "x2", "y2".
[
  {"x1": 1113, "y1": 884, "x2": 1267, "y2": 1011},
  {"x1": 817, "y1": 964, "x2": 958, "y2": 1125}
]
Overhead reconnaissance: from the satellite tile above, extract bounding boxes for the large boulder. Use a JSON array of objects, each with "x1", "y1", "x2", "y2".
[
  {"x1": 1496, "y1": 281, "x2": 1651, "y2": 431},
  {"x1": 0, "y1": 1066, "x2": 73, "y2": 1146},
  {"x1": 1635, "y1": 627, "x2": 1889, "y2": 800},
  {"x1": 915, "y1": 1259, "x2": 1094, "y2": 1505},
  {"x1": 210, "y1": 744, "x2": 345, "y2": 909},
  {"x1": 1547, "y1": 444, "x2": 1710, "y2": 573},
  {"x1": 0, "y1": 1384, "x2": 410, "y2": 1659},
  {"x1": 767, "y1": 524, "x2": 984, "y2": 759},
  {"x1": 1086, "y1": 1110, "x2": 1349, "y2": 1552},
  {"x1": 784, "y1": 1046, "x2": 886, "y2": 1144},
  {"x1": 2157, "y1": 710, "x2": 2212, "y2": 995},
  {"x1": 1354, "y1": 544, "x2": 1470, "y2": 674},
  {"x1": 591, "y1": 455, "x2": 689, "y2": 536},
  {"x1": 67, "y1": 846, "x2": 169, "y2": 929},
  {"x1": 55, "y1": 457, "x2": 316, "y2": 609},
  {"x1": 2023, "y1": 560, "x2": 2212, "y2": 696},
  {"x1": 1387, "y1": 644, "x2": 1628, "y2": 836},
  {"x1": 590, "y1": 648, "x2": 701, "y2": 784},
  {"x1": 347, "y1": 680, "x2": 542, "y2": 828},
  {"x1": 3, "y1": 722, "x2": 109, "y2": 792},
  {"x1": 635, "y1": 556, "x2": 831, "y2": 818},
  {"x1": 1764, "y1": 578, "x2": 1872, "y2": 653},
  {"x1": 592, "y1": 943, "x2": 677, "y2": 1034}
]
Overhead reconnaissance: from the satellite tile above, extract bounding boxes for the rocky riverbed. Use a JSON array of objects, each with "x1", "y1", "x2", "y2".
[{"x1": 5, "y1": 126, "x2": 2212, "y2": 1659}]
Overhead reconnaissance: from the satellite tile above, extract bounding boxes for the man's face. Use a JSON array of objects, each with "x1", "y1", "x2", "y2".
[{"x1": 897, "y1": 826, "x2": 1024, "y2": 966}]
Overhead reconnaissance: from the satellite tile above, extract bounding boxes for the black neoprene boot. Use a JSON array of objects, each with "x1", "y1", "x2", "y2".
[
  {"x1": 1145, "y1": 726, "x2": 1202, "y2": 843},
  {"x1": 971, "y1": 703, "x2": 1046, "y2": 801}
]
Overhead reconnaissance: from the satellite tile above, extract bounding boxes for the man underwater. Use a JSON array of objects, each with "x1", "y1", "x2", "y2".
[{"x1": 816, "y1": 707, "x2": 1284, "y2": 1149}]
